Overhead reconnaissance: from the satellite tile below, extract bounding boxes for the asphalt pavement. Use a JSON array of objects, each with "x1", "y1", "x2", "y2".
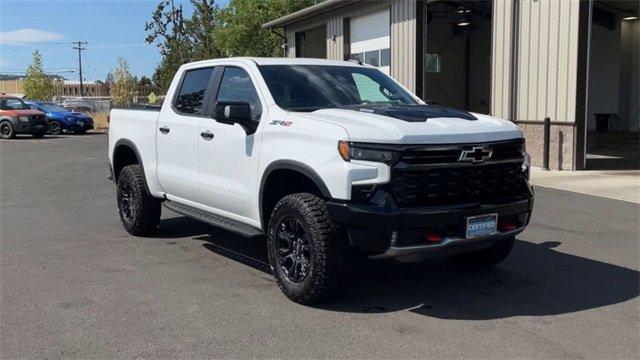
[{"x1": 1, "y1": 134, "x2": 639, "y2": 359}]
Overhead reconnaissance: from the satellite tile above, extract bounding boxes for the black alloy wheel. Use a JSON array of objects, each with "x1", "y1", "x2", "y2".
[
  {"x1": 274, "y1": 217, "x2": 312, "y2": 283},
  {"x1": 118, "y1": 180, "x2": 137, "y2": 224},
  {"x1": 116, "y1": 165, "x2": 161, "y2": 236}
]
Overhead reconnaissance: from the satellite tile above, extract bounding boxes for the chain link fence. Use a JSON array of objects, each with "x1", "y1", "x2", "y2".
[{"x1": 53, "y1": 95, "x2": 166, "y2": 113}]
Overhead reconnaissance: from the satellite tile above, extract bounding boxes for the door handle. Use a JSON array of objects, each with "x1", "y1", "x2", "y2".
[
  {"x1": 200, "y1": 131, "x2": 214, "y2": 140},
  {"x1": 159, "y1": 126, "x2": 170, "y2": 134}
]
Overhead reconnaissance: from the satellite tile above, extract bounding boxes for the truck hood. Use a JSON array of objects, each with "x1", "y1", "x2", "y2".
[{"x1": 296, "y1": 107, "x2": 522, "y2": 144}]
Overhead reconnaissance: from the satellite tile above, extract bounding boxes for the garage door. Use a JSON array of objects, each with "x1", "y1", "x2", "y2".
[{"x1": 350, "y1": 10, "x2": 390, "y2": 74}]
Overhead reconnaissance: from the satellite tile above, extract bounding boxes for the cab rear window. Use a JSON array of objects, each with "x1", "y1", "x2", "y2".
[{"x1": 174, "y1": 67, "x2": 214, "y2": 115}]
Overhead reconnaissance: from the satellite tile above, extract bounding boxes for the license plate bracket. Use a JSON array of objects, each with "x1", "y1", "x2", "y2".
[{"x1": 466, "y1": 213, "x2": 498, "y2": 239}]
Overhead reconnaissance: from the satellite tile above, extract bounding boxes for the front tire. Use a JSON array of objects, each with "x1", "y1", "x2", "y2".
[
  {"x1": 0, "y1": 121, "x2": 16, "y2": 139},
  {"x1": 117, "y1": 165, "x2": 161, "y2": 236},
  {"x1": 448, "y1": 236, "x2": 515, "y2": 268},
  {"x1": 48, "y1": 121, "x2": 62, "y2": 135},
  {"x1": 267, "y1": 193, "x2": 345, "y2": 305}
]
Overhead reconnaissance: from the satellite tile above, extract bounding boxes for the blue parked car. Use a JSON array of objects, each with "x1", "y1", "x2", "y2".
[{"x1": 25, "y1": 101, "x2": 94, "y2": 135}]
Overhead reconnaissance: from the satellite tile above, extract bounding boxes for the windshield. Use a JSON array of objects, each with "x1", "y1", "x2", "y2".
[
  {"x1": 0, "y1": 98, "x2": 30, "y2": 110},
  {"x1": 42, "y1": 103, "x2": 69, "y2": 112},
  {"x1": 258, "y1": 65, "x2": 417, "y2": 112}
]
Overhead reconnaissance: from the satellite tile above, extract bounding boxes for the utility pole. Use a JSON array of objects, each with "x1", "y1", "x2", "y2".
[{"x1": 72, "y1": 41, "x2": 87, "y2": 97}]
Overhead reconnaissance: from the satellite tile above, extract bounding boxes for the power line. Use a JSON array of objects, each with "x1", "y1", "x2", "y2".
[{"x1": 72, "y1": 41, "x2": 87, "y2": 96}]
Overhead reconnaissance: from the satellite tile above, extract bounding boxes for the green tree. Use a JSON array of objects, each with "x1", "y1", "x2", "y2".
[
  {"x1": 23, "y1": 50, "x2": 54, "y2": 100},
  {"x1": 138, "y1": 76, "x2": 153, "y2": 87},
  {"x1": 105, "y1": 72, "x2": 115, "y2": 85},
  {"x1": 146, "y1": 0, "x2": 226, "y2": 91},
  {"x1": 146, "y1": 0, "x2": 192, "y2": 91},
  {"x1": 110, "y1": 58, "x2": 135, "y2": 107},
  {"x1": 213, "y1": 0, "x2": 315, "y2": 57},
  {"x1": 185, "y1": 0, "x2": 222, "y2": 60}
]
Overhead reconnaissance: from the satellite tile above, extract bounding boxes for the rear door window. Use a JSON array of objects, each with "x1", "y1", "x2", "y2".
[{"x1": 174, "y1": 67, "x2": 214, "y2": 115}]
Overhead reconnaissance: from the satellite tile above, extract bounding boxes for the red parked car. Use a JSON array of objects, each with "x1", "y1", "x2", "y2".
[{"x1": 0, "y1": 95, "x2": 48, "y2": 139}]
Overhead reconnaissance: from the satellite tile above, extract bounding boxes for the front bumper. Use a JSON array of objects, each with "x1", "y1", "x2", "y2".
[
  {"x1": 326, "y1": 193, "x2": 533, "y2": 261},
  {"x1": 15, "y1": 120, "x2": 47, "y2": 134},
  {"x1": 69, "y1": 121, "x2": 94, "y2": 131}
]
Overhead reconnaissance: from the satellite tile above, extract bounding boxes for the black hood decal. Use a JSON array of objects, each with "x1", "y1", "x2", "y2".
[{"x1": 341, "y1": 104, "x2": 477, "y2": 122}]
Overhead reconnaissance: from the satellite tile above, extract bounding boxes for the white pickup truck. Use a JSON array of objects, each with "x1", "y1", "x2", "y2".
[{"x1": 108, "y1": 57, "x2": 533, "y2": 304}]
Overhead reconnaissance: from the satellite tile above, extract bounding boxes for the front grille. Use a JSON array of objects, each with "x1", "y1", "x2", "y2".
[
  {"x1": 397, "y1": 139, "x2": 524, "y2": 165},
  {"x1": 389, "y1": 139, "x2": 529, "y2": 207},
  {"x1": 391, "y1": 163, "x2": 529, "y2": 207}
]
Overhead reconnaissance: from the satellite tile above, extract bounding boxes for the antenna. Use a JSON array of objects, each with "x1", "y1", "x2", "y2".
[
  {"x1": 348, "y1": 54, "x2": 363, "y2": 66},
  {"x1": 72, "y1": 41, "x2": 88, "y2": 96}
]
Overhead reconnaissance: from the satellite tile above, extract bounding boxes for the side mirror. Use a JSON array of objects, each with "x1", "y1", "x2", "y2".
[{"x1": 214, "y1": 101, "x2": 257, "y2": 135}]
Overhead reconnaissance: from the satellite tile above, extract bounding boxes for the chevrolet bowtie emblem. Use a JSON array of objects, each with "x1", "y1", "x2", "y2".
[{"x1": 459, "y1": 147, "x2": 493, "y2": 163}]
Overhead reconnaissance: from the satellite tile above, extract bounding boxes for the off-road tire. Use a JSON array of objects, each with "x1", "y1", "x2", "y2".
[
  {"x1": 0, "y1": 121, "x2": 16, "y2": 139},
  {"x1": 267, "y1": 193, "x2": 345, "y2": 305},
  {"x1": 48, "y1": 121, "x2": 62, "y2": 135},
  {"x1": 448, "y1": 236, "x2": 515, "y2": 268},
  {"x1": 32, "y1": 132, "x2": 45, "y2": 138},
  {"x1": 117, "y1": 165, "x2": 161, "y2": 236}
]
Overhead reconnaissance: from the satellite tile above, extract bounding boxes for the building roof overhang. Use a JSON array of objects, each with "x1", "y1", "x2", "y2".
[{"x1": 262, "y1": 0, "x2": 357, "y2": 29}]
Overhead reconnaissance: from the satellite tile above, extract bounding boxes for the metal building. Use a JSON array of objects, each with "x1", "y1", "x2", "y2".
[{"x1": 264, "y1": 0, "x2": 639, "y2": 170}]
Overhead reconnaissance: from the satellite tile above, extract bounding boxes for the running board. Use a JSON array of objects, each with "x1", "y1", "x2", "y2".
[{"x1": 163, "y1": 201, "x2": 263, "y2": 238}]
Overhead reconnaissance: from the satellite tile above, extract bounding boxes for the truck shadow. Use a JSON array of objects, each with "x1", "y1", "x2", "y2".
[{"x1": 158, "y1": 216, "x2": 639, "y2": 320}]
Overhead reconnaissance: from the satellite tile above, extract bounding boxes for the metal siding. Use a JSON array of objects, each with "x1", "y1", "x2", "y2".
[
  {"x1": 326, "y1": 17, "x2": 344, "y2": 60},
  {"x1": 390, "y1": 0, "x2": 416, "y2": 92},
  {"x1": 286, "y1": 1, "x2": 391, "y2": 61},
  {"x1": 285, "y1": 27, "x2": 296, "y2": 58},
  {"x1": 491, "y1": 0, "x2": 514, "y2": 119},
  {"x1": 495, "y1": 0, "x2": 581, "y2": 123},
  {"x1": 283, "y1": 1, "x2": 417, "y2": 91}
]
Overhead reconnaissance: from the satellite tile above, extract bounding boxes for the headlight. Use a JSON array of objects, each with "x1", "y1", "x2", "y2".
[
  {"x1": 18, "y1": 116, "x2": 29, "y2": 122},
  {"x1": 338, "y1": 141, "x2": 397, "y2": 164}
]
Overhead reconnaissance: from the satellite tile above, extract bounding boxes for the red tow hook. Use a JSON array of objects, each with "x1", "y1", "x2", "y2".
[
  {"x1": 499, "y1": 222, "x2": 517, "y2": 232},
  {"x1": 424, "y1": 233, "x2": 443, "y2": 243}
]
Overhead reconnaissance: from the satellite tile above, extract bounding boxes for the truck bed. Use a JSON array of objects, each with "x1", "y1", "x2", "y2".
[{"x1": 108, "y1": 108, "x2": 161, "y2": 195}]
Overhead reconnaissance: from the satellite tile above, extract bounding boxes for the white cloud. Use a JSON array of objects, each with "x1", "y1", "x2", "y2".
[{"x1": 0, "y1": 29, "x2": 64, "y2": 45}]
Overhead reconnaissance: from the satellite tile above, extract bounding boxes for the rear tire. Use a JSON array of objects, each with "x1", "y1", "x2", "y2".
[
  {"x1": 267, "y1": 193, "x2": 345, "y2": 305},
  {"x1": 0, "y1": 121, "x2": 16, "y2": 139},
  {"x1": 448, "y1": 236, "x2": 515, "y2": 268},
  {"x1": 117, "y1": 165, "x2": 161, "y2": 236}
]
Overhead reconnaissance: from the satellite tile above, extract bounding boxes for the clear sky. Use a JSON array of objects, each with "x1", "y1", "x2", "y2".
[{"x1": 0, "y1": 0, "x2": 229, "y2": 82}]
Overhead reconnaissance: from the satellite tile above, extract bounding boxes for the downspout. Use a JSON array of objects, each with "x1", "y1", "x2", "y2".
[
  {"x1": 269, "y1": 28, "x2": 288, "y2": 57},
  {"x1": 508, "y1": 0, "x2": 520, "y2": 122}
]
